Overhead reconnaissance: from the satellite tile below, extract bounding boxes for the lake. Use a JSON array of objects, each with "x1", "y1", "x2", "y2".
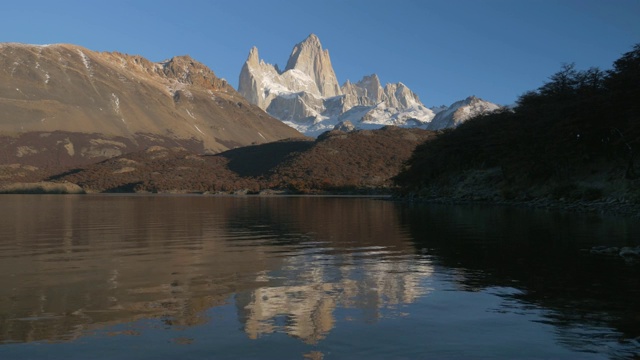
[{"x1": 0, "y1": 195, "x2": 638, "y2": 359}]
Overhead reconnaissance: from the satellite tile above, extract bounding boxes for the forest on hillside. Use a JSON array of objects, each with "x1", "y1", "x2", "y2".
[
  {"x1": 395, "y1": 44, "x2": 640, "y2": 203},
  {"x1": 45, "y1": 127, "x2": 434, "y2": 194}
]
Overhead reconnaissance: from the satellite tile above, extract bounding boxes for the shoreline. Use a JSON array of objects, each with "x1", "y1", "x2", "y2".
[
  {"x1": 394, "y1": 194, "x2": 640, "y2": 218},
  {"x1": 3, "y1": 181, "x2": 638, "y2": 218}
]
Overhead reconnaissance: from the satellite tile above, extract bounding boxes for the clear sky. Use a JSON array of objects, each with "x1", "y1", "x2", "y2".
[{"x1": 2, "y1": 0, "x2": 638, "y2": 107}]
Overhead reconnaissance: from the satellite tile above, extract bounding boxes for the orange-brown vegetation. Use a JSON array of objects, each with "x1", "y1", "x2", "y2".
[
  {"x1": 267, "y1": 127, "x2": 435, "y2": 192},
  {"x1": 48, "y1": 127, "x2": 434, "y2": 194}
]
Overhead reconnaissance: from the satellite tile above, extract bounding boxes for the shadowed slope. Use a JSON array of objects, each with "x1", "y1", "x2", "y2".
[
  {"x1": 219, "y1": 139, "x2": 314, "y2": 177},
  {"x1": 44, "y1": 127, "x2": 434, "y2": 193}
]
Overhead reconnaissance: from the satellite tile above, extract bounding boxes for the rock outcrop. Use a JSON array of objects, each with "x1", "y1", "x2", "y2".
[
  {"x1": 333, "y1": 120, "x2": 355, "y2": 132},
  {"x1": 284, "y1": 34, "x2": 341, "y2": 97}
]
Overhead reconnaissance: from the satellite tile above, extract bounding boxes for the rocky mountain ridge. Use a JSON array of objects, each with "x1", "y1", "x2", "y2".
[
  {"x1": 238, "y1": 34, "x2": 500, "y2": 136},
  {"x1": 0, "y1": 42, "x2": 302, "y2": 167},
  {"x1": 285, "y1": 34, "x2": 341, "y2": 97}
]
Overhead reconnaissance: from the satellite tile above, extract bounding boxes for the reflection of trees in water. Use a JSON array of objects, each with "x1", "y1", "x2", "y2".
[{"x1": 400, "y1": 203, "x2": 640, "y2": 353}]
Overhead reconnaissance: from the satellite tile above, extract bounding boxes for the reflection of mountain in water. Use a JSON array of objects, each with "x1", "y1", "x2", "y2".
[
  {"x1": 226, "y1": 197, "x2": 432, "y2": 344},
  {"x1": 3, "y1": 196, "x2": 637, "y2": 356},
  {"x1": 237, "y1": 253, "x2": 431, "y2": 344},
  {"x1": 0, "y1": 196, "x2": 432, "y2": 344}
]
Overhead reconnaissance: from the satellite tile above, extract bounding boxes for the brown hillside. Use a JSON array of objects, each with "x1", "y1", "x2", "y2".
[
  {"x1": 0, "y1": 43, "x2": 302, "y2": 167},
  {"x1": 45, "y1": 127, "x2": 434, "y2": 193},
  {"x1": 266, "y1": 126, "x2": 436, "y2": 191}
]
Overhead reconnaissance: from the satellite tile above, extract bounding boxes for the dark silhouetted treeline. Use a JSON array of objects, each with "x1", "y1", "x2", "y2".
[{"x1": 395, "y1": 44, "x2": 640, "y2": 202}]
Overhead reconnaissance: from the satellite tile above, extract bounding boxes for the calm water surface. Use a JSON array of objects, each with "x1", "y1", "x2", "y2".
[{"x1": 0, "y1": 195, "x2": 638, "y2": 359}]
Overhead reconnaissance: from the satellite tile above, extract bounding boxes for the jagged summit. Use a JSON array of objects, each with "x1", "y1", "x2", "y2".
[
  {"x1": 238, "y1": 35, "x2": 441, "y2": 136},
  {"x1": 283, "y1": 34, "x2": 341, "y2": 97},
  {"x1": 237, "y1": 35, "x2": 499, "y2": 136},
  {"x1": 342, "y1": 74, "x2": 385, "y2": 106},
  {"x1": 284, "y1": 34, "x2": 323, "y2": 70},
  {"x1": 246, "y1": 46, "x2": 260, "y2": 66}
]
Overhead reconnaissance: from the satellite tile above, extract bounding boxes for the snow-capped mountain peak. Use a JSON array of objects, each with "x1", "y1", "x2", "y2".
[
  {"x1": 427, "y1": 96, "x2": 501, "y2": 130},
  {"x1": 238, "y1": 35, "x2": 499, "y2": 136}
]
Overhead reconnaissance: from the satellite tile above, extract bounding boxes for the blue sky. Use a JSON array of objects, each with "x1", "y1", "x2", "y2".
[{"x1": 2, "y1": 0, "x2": 638, "y2": 107}]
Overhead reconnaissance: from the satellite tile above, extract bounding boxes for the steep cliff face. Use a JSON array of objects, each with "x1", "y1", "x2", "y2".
[
  {"x1": 238, "y1": 35, "x2": 440, "y2": 136},
  {"x1": 238, "y1": 47, "x2": 295, "y2": 109},
  {"x1": 284, "y1": 34, "x2": 342, "y2": 97},
  {"x1": 0, "y1": 43, "x2": 303, "y2": 167},
  {"x1": 341, "y1": 74, "x2": 385, "y2": 107}
]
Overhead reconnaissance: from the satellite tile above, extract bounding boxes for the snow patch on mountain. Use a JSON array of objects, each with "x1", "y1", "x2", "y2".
[
  {"x1": 427, "y1": 96, "x2": 501, "y2": 130},
  {"x1": 77, "y1": 49, "x2": 92, "y2": 76},
  {"x1": 238, "y1": 34, "x2": 500, "y2": 136}
]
